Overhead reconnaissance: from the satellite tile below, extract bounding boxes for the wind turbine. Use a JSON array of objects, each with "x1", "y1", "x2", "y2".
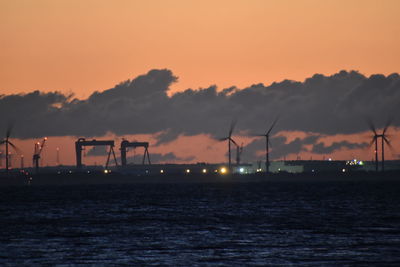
[
  {"x1": 256, "y1": 117, "x2": 279, "y2": 173},
  {"x1": 219, "y1": 120, "x2": 238, "y2": 170},
  {"x1": 368, "y1": 120, "x2": 392, "y2": 172},
  {"x1": 0, "y1": 125, "x2": 21, "y2": 174}
]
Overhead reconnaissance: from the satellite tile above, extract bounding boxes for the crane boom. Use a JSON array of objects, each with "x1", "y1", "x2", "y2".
[
  {"x1": 33, "y1": 137, "x2": 47, "y2": 174},
  {"x1": 38, "y1": 137, "x2": 47, "y2": 156}
]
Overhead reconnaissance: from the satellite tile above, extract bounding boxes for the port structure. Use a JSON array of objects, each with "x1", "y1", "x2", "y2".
[
  {"x1": 75, "y1": 138, "x2": 118, "y2": 169},
  {"x1": 120, "y1": 140, "x2": 151, "y2": 166},
  {"x1": 33, "y1": 137, "x2": 47, "y2": 174}
]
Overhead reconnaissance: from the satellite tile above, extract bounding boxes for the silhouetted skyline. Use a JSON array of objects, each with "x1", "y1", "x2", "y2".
[
  {"x1": 1, "y1": 1, "x2": 399, "y2": 166},
  {"x1": 0, "y1": 69, "x2": 399, "y2": 167}
]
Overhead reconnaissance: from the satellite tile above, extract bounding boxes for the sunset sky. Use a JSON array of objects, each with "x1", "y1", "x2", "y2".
[{"x1": 1, "y1": 0, "x2": 399, "y2": 167}]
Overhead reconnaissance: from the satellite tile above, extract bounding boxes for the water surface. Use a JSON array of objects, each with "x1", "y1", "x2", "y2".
[{"x1": 1, "y1": 179, "x2": 400, "y2": 265}]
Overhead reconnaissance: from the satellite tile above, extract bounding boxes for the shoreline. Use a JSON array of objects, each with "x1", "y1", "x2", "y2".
[{"x1": 1, "y1": 170, "x2": 400, "y2": 187}]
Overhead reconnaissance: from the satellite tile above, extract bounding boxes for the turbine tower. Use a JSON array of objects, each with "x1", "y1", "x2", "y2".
[
  {"x1": 219, "y1": 120, "x2": 238, "y2": 170},
  {"x1": 0, "y1": 125, "x2": 21, "y2": 174},
  {"x1": 56, "y1": 147, "x2": 60, "y2": 166},
  {"x1": 256, "y1": 117, "x2": 279, "y2": 173},
  {"x1": 20, "y1": 155, "x2": 24, "y2": 169},
  {"x1": 368, "y1": 120, "x2": 391, "y2": 172},
  {"x1": 235, "y1": 142, "x2": 244, "y2": 165}
]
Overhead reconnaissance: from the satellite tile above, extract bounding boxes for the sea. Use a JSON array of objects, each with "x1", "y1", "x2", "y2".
[{"x1": 1, "y1": 178, "x2": 400, "y2": 266}]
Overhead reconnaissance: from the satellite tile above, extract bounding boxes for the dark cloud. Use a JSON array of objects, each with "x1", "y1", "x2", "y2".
[
  {"x1": 85, "y1": 146, "x2": 109, "y2": 156},
  {"x1": 311, "y1": 141, "x2": 369, "y2": 154},
  {"x1": 124, "y1": 152, "x2": 195, "y2": 164},
  {"x1": 1, "y1": 69, "x2": 399, "y2": 147},
  {"x1": 85, "y1": 146, "x2": 195, "y2": 164},
  {"x1": 241, "y1": 135, "x2": 318, "y2": 162},
  {"x1": 154, "y1": 129, "x2": 181, "y2": 146},
  {"x1": 240, "y1": 134, "x2": 370, "y2": 161}
]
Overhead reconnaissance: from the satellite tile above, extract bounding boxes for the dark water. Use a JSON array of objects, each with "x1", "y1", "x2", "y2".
[{"x1": 1, "y1": 179, "x2": 400, "y2": 266}]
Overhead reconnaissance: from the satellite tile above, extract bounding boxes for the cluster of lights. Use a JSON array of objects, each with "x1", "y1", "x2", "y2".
[
  {"x1": 104, "y1": 169, "x2": 111, "y2": 174},
  {"x1": 155, "y1": 168, "x2": 230, "y2": 174},
  {"x1": 346, "y1": 159, "x2": 364, "y2": 166},
  {"x1": 256, "y1": 168, "x2": 263, "y2": 172}
]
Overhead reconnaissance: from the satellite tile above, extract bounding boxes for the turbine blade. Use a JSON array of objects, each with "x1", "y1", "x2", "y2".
[
  {"x1": 6, "y1": 121, "x2": 14, "y2": 139},
  {"x1": 383, "y1": 136, "x2": 392, "y2": 148},
  {"x1": 368, "y1": 138, "x2": 376, "y2": 147},
  {"x1": 8, "y1": 141, "x2": 23, "y2": 155},
  {"x1": 229, "y1": 119, "x2": 237, "y2": 137},
  {"x1": 366, "y1": 118, "x2": 377, "y2": 136},
  {"x1": 229, "y1": 137, "x2": 238, "y2": 146},
  {"x1": 267, "y1": 116, "x2": 279, "y2": 135},
  {"x1": 383, "y1": 118, "x2": 392, "y2": 135}
]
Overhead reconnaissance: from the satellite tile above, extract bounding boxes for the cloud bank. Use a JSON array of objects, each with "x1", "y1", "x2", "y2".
[{"x1": 1, "y1": 69, "x2": 399, "y2": 148}]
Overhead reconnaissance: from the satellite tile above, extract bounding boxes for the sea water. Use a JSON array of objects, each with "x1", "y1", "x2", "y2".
[{"x1": 1, "y1": 179, "x2": 400, "y2": 265}]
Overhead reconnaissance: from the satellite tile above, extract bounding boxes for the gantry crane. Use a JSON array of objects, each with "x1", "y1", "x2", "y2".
[
  {"x1": 75, "y1": 138, "x2": 118, "y2": 169},
  {"x1": 120, "y1": 140, "x2": 151, "y2": 166}
]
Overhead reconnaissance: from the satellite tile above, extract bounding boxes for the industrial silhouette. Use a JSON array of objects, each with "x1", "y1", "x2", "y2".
[
  {"x1": 368, "y1": 120, "x2": 392, "y2": 172},
  {"x1": 0, "y1": 124, "x2": 21, "y2": 174},
  {"x1": 219, "y1": 120, "x2": 238, "y2": 170},
  {"x1": 235, "y1": 142, "x2": 244, "y2": 165},
  {"x1": 255, "y1": 117, "x2": 279, "y2": 173},
  {"x1": 75, "y1": 138, "x2": 118, "y2": 169},
  {"x1": 56, "y1": 147, "x2": 60, "y2": 166},
  {"x1": 33, "y1": 137, "x2": 47, "y2": 174},
  {"x1": 120, "y1": 140, "x2": 151, "y2": 166},
  {"x1": 0, "y1": 117, "x2": 398, "y2": 174}
]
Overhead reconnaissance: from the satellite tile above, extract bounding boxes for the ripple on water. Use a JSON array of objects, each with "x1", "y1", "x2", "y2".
[{"x1": 1, "y1": 181, "x2": 400, "y2": 265}]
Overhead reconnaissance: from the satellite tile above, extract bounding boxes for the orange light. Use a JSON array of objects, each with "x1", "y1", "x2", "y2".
[{"x1": 220, "y1": 167, "x2": 227, "y2": 174}]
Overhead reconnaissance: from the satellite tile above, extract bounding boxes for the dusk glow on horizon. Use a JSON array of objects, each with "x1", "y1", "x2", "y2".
[
  {"x1": 1, "y1": 0, "x2": 400, "y2": 167},
  {"x1": 3, "y1": 4, "x2": 400, "y2": 263}
]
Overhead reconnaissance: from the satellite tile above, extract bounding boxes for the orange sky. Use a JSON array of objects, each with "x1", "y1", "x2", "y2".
[
  {"x1": 1, "y1": 0, "x2": 399, "y2": 98},
  {"x1": 1, "y1": 0, "x2": 400, "y2": 167}
]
